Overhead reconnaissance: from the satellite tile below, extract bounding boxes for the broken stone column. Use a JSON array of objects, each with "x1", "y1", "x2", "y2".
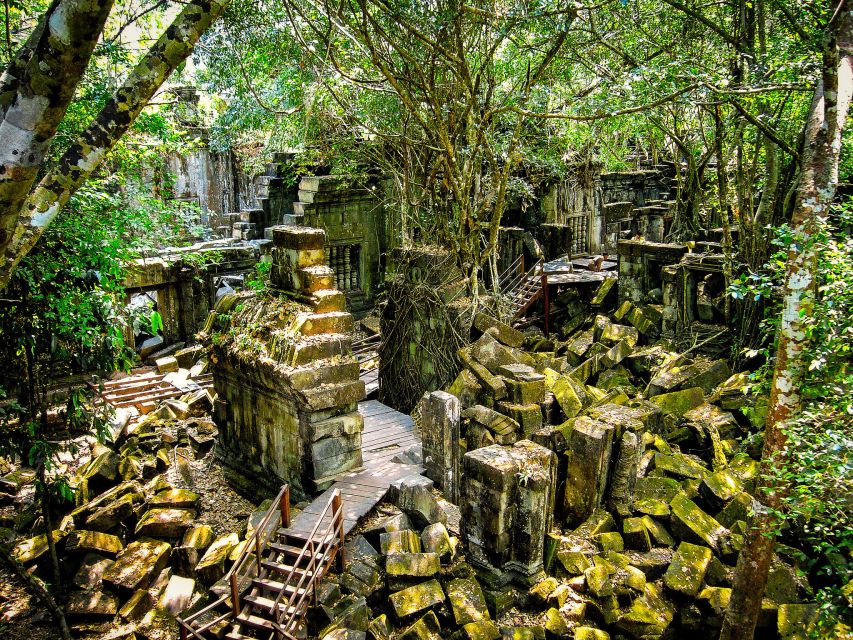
[
  {"x1": 606, "y1": 430, "x2": 642, "y2": 518},
  {"x1": 211, "y1": 226, "x2": 365, "y2": 497},
  {"x1": 563, "y1": 417, "x2": 614, "y2": 525},
  {"x1": 421, "y1": 391, "x2": 461, "y2": 504},
  {"x1": 461, "y1": 440, "x2": 556, "y2": 587}
]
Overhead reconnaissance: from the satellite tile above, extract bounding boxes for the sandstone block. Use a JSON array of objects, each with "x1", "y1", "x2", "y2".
[
  {"x1": 563, "y1": 417, "x2": 614, "y2": 524},
  {"x1": 389, "y1": 579, "x2": 445, "y2": 620},
  {"x1": 195, "y1": 532, "x2": 239, "y2": 585},
  {"x1": 136, "y1": 508, "x2": 196, "y2": 538},
  {"x1": 102, "y1": 539, "x2": 171, "y2": 594},
  {"x1": 663, "y1": 541, "x2": 712, "y2": 596},
  {"x1": 447, "y1": 577, "x2": 491, "y2": 625},
  {"x1": 65, "y1": 589, "x2": 119, "y2": 618}
]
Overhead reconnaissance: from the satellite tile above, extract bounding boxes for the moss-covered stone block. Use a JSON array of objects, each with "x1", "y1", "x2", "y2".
[
  {"x1": 669, "y1": 493, "x2": 729, "y2": 553},
  {"x1": 649, "y1": 387, "x2": 705, "y2": 417},
  {"x1": 194, "y1": 532, "x2": 239, "y2": 585},
  {"x1": 654, "y1": 452, "x2": 707, "y2": 479},
  {"x1": 389, "y1": 579, "x2": 445, "y2": 620},
  {"x1": 102, "y1": 538, "x2": 171, "y2": 594},
  {"x1": 664, "y1": 541, "x2": 712, "y2": 597},
  {"x1": 447, "y1": 577, "x2": 490, "y2": 625},
  {"x1": 385, "y1": 552, "x2": 440, "y2": 578}
]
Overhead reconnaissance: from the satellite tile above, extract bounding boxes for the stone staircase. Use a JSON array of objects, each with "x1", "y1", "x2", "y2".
[
  {"x1": 178, "y1": 485, "x2": 345, "y2": 640},
  {"x1": 217, "y1": 155, "x2": 291, "y2": 241}
]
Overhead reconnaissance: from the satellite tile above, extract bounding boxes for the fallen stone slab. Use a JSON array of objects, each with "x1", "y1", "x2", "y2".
[
  {"x1": 195, "y1": 532, "x2": 239, "y2": 585},
  {"x1": 385, "y1": 552, "x2": 440, "y2": 578},
  {"x1": 389, "y1": 475, "x2": 448, "y2": 527},
  {"x1": 65, "y1": 589, "x2": 119, "y2": 619},
  {"x1": 421, "y1": 523, "x2": 453, "y2": 560},
  {"x1": 459, "y1": 620, "x2": 501, "y2": 640},
  {"x1": 148, "y1": 489, "x2": 200, "y2": 509},
  {"x1": 389, "y1": 579, "x2": 445, "y2": 620},
  {"x1": 119, "y1": 588, "x2": 154, "y2": 621},
  {"x1": 380, "y1": 530, "x2": 421, "y2": 555},
  {"x1": 136, "y1": 607, "x2": 179, "y2": 640},
  {"x1": 86, "y1": 492, "x2": 139, "y2": 532},
  {"x1": 563, "y1": 417, "x2": 614, "y2": 524},
  {"x1": 399, "y1": 611, "x2": 442, "y2": 640},
  {"x1": 649, "y1": 387, "x2": 705, "y2": 417},
  {"x1": 447, "y1": 577, "x2": 491, "y2": 625},
  {"x1": 102, "y1": 538, "x2": 171, "y2": 594},
  {"x1": 663, "y1": 541, "x2": 712, "y2": 597},
  {"x1": 13, "y1": 529, "x2": 69, "y2": 564},
  {"x1": 73, "y1": 553, "x2": 114, "y2": 590},
  {"x1": 135, "y1": 507, "x2": 196, "y2": 538},
  {"x1": 157, "y1": 574, "x2": 196, "y2": 614},
  {"x1": 474, "y1": 313, "x2": 525, "y2": 349},
  {"x1": 669, "y1": 493, "x2": 730, "y2": 554}
]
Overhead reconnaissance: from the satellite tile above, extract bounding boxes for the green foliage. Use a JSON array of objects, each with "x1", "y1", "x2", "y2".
[
  {"x1": 730, "y1": 199, "x2": 853, "y2": 629},
  {"x1": 246, "y1": 260, "x2": 272, "y2": 293}
]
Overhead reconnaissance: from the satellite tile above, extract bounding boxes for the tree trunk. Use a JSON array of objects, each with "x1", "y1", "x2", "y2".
[
  {"x1": 719, "y1": 5, "x2": 853, "y2": 639},
  {"x1": 0, "y1": 545, "x2": 71, "y2": 640},
  {"x1": 0, "y1": 0, "x2": 231, "y2": 289},
  {"x1": 0, "y1": 0, "x2": 114, "y2": 250}
]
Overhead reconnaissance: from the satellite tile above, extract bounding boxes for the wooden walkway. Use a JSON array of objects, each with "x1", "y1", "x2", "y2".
[{"x1": 281, "y1": 400, "x2": 423, "y2": 541}]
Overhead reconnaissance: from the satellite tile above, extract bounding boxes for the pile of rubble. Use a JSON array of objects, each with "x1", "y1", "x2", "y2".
[
  {"x1": 0, "y1": 386, "x2": 277, "y2": 639},
  {"x1": 435, "y1": 286, "x2": 814, "y2": 639},
  {"x1": 313, "y1": 508, "x2": 511, "y2": 640}
]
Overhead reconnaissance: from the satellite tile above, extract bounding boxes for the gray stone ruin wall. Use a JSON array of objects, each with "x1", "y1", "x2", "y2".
[
  {"x1": 211, "y1": 226, "x2": 365, "y2": 498},
  {"x1": 617, "y1": 239, "x2": 688, "y2": 307},
  {"x1": 461, "y1": 440, "x2": 557, "y2": 587},
  {"x1": 538, "y1": 166, "x2": 675, "y2": 258},
  {"x1": 122, "y1": 244, "x2": 260, "y2": 349},
  {"x1": 293, "y1": 175, "x2": 385, "y2": 312}
]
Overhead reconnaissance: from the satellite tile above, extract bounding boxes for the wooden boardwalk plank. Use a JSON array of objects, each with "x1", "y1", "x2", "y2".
[{"x1": 279, "y1": 401, "x2": 424, "y2": 541}]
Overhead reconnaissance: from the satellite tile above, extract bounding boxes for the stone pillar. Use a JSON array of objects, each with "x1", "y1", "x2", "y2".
[
  {"x1": 563, "y1": 416, "x2": 615, "y2": 526},
  {"x1": 421, "y1": 391, "x2": 461, "y2": 504},
  {"x1": 606, "y1": 430, "x2": 641, "y2": 518},
  {"x1": 211, "y1": 225, "x2": 365, "y2": 497},
  {"x1": 661, "y1": 264, "x2": 680, "y2": 337},
  {"x1": 462, "y1": 440, "x2": 556, "y2": 587}
]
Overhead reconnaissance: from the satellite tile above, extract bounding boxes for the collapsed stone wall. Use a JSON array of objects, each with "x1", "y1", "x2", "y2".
[
  {"x1": 208, "y1": 226, "x2": 365, "y2": 497},
  {"x1": 418, "y1": 276, "x2": 810, "y2": 637}
]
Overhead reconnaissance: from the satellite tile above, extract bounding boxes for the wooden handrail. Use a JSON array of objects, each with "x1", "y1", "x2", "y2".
[
  {"x1": 177, "y1": 483, "x2": 291, "y2": 638},
  {"x1": 273, "y1": 489, "x2": 344, "y2": 634}
]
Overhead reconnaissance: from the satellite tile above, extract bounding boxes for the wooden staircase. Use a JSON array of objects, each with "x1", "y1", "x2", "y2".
[
  {"x1": 178, "y1": 485, "x2": 345, "y2": 640},
  {"x1": 500, "y1": 257, "x2": 546, "y2": 320}
]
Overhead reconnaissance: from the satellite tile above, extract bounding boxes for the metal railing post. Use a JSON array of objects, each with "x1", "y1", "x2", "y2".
[
  {"x1": 255, "y1": 530, "x2": 263, "y2": 574},
  {"x1": 542, "y1": 272, "x2": 549, "y2": 337}
]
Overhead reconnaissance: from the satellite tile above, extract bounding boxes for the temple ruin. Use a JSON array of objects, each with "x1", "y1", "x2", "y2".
[{"x1": 2, "y1": 156, "x2": 813, "y2": 640}]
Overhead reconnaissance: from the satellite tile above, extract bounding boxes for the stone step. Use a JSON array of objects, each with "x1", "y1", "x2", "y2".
[
  {"x1": 296, "y1": 311, "x2": 353, "y2": 337},
  {"x1": 292, "y1": 201, "x2": 308, "y2": 216},
  {"x1": 308, "y1": 289, "x2": 346, "y2": 313},
  {"x1": 287, "y1": 333, "x2": 353, "y2": 366},
  {"x1": 297, "y1": 265, "x2": 335, "y2": 293}
]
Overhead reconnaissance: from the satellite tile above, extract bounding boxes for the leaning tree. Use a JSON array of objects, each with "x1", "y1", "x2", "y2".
[{"x1": 0, "y1": 0, "x2": 231, "y2": 289}]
